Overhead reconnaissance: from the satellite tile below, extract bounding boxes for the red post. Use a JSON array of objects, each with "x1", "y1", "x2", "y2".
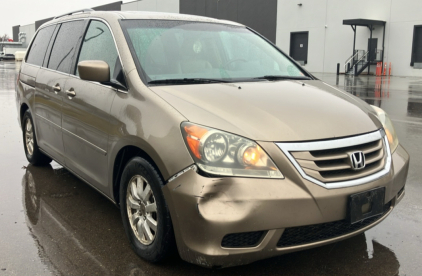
[
  {"x1": 383, "y1": 63, "x2": 387, "y2": 76},
  {"x1": 388, "y1": 62, "x2": 392, "y2": 76}
]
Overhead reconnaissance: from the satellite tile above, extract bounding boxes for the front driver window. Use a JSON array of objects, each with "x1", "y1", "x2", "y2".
[{"x1": 76, "y1": 20, "x2": 122, "y2": 82}]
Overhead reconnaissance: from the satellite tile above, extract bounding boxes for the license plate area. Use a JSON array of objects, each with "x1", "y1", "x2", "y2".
[{"x1": 348, "y1": 187, "x2": 385, "y2": 224}]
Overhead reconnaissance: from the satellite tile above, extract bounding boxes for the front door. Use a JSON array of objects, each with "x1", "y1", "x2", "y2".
[
  {"x1": 62, "y1": 20, "x2": 123, "y2": 192},
  {"x1": 367, "y1": 38, "x2": 378, "y2": 62},
  {"x1": 412, "y1": 26, "x2": 422, "y2": 66},
  {"x1": 290, "y1": 32, "x2": 309, "y2": 65}
]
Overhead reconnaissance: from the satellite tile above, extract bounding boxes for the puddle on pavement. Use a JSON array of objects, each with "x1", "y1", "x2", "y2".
[{"x1": 19, "y1": 165, "x2": 401, "y2": 276}]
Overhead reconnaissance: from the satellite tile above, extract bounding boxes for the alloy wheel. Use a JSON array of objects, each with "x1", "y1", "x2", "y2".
[
  {"x1": 25, "y1": 119, "x2": 34, "y2": 156},
  {"x1": 126, "y1": 175, "x2": 158, "y2": 245}
]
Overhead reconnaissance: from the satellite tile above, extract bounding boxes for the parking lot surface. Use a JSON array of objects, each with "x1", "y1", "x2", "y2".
[{"x1": 0, "y1": 61, "x2": 421, "y2": 275}]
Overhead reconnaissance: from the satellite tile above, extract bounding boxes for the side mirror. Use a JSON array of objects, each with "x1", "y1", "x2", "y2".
[{"x1": 78, "y1": 60, "x2": 110, "y2": 83}]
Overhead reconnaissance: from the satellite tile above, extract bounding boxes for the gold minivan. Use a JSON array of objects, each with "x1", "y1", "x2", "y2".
[{"x1": 16, "y1": 10, "x2": 409, "y2": 268}]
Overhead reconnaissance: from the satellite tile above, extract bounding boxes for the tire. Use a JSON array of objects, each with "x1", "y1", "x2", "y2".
[
  {"x1": 22, "y1": 110, "x2": 52, "y2": 166},
  {"x1": 119, "y1": 157, "x2": 175, "y2": 263}
]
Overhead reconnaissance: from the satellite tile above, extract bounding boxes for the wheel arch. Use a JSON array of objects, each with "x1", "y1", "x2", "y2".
[
  {"x1": 20, "y1": 103, "x2": 29, "y2": 126},
  {"x1": 111, "y1": 143, "x2": 166, "y2": 206}
]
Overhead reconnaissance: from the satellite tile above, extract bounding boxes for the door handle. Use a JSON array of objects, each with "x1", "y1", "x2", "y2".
[
  {"x1": 65, "y1": 88, "x2": 76, "y2": 99},
  {"x1": 53, "y1": 84, "x2": 61, "y2": 94}
]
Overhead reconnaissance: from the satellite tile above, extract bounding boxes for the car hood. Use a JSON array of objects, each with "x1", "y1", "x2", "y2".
[{"x1": 149, "y1": 80, "x2": 382, "y2": 142}]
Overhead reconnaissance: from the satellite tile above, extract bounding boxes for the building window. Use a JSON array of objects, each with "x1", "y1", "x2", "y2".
[{"x1": 411, "y1": 25, "x2": 422, "y2": 67}]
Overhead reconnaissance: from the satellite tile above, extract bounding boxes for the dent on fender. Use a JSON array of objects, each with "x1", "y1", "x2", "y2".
[{"x1": 165, "y1": 168, "x2": 261, "y2": 222}]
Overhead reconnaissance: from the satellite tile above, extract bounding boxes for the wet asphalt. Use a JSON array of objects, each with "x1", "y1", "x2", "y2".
[{"x1": 0, "y1": 61, "x2": 421, "y2": 276}]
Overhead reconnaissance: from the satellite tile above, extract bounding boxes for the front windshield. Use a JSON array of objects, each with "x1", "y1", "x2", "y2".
[{"x1": 120, "y1": 20, "x2": 306, "y2": 83}]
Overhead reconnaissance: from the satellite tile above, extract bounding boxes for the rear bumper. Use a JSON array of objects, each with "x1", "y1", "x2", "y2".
[{"x1": 162, "y1": 144, "x2": 409, "y2": 268}]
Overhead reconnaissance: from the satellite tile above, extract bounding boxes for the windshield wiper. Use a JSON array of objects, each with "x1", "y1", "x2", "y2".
[
  {"x1": 148, "y1": 78, "x2": 232, "y2": 85},
  {"x1": 253, "y1": 75, "x2": 311, "y2": 81}
]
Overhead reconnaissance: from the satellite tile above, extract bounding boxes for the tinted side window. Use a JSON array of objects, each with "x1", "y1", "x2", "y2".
[
  {"x1": 48, "y1": 21, "x2": 85, "y2": 73},
  {"x1": 26, "y1": 25, "x2": 55, "y2": 66},
  {"x1": 76, "y1": 21, "x2": 119, "y2": 80}
]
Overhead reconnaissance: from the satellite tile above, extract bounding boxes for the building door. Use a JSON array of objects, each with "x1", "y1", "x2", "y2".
[
  {"x1": 411, "y1": 26, "x2": 422, "y2": 66},
  {"x1": 367, "y1": 38, "x2": 378, "y2": 62},
  {"x1": 290, "y1": 32, "x2": 308, "y2": 65}
]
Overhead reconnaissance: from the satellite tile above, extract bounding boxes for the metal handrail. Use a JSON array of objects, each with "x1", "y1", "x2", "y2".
[
  {"x1": 356, "y1": 50, "x2": 369, "y2": 64},
  {"x1": 351, "y1": 51, "x2": 370, "y2": 75},
  {"x1": 345, "y1": 51, "x2": 358, "y2": 65},
  {"x1": 344, "y1": 51, "x2": 359, "y2": 73}
]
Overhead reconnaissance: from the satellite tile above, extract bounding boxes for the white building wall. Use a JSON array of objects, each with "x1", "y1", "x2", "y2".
[
  {"x1": 19, "y1": 23, "x2": 36, "y2": 48},
  {"x1": 122, "y1": 0, "x2": 179, "y2": 13},
  {"x1": 276, "y1": 0, "x2": 327, "y2": 73},
  {"x1": 386, "y1": 0, "x2": 422, "y2": 77},
  {"x1": 276, "y1": 0, "x2": 422, "y2": 76}
]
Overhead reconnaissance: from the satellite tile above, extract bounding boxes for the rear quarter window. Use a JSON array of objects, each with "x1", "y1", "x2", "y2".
[{"x1": 26, "y1": 25, "x2": 55, "y2": 66}]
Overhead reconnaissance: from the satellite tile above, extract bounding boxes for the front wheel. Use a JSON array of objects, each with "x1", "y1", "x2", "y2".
[
  {"x1": 119, "y1": 157, "x2": 175, "y2": 262},
  {"x1": 22, "y1": 110, "x2": 52, "y2": 166}
]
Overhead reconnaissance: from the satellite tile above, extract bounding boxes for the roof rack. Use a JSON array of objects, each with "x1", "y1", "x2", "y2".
[{"x1": 54, "y1": 8, "x2": 94, "y2": 19}]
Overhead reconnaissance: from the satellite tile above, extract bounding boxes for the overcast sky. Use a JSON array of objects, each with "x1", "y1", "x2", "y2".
[{"x1": 0, "y1": 0, "x2": 126, "y2": 37}]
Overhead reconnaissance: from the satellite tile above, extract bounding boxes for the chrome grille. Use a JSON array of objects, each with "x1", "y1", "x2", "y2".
[
  {"x1": 292, "y1": 139, "x2": 386, "y2": 183},
  {"x1": 276, "y1": 131, "x2": 391, "y2": 189}
]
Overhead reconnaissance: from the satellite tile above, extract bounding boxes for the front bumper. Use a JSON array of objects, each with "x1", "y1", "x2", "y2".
[{"x1": 162, "y1": 143, "x2": 409, "y2": 268}]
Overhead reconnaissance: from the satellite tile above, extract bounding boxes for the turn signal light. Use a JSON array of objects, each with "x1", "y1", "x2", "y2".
[{"x1": 184, "y1": 124, "x2": 208, "y2": 159}]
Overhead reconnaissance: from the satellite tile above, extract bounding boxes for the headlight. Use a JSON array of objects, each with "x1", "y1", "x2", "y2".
[
  {"x1": 181, "y1": 122, "x2": 284, "y2": 178},
  {"x1": 371, "y1": 105, "x2": 399, "y2": 153}
]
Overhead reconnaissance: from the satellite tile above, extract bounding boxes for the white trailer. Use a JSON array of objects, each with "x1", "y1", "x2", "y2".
[{"x1": 3, "y1": 47, "x2": 27, "y2": 55}]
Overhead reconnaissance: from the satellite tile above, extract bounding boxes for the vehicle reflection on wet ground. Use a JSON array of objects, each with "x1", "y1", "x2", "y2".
[
  {"x1": 21, "y1": 164, "x2": 401, "y2": 276},
  {"x1": 1, "y1": 61, "x2": 420, "y2": 275}
]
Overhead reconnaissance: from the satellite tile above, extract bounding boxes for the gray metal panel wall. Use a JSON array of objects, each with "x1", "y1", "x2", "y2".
[
  {"x1": 237, "y1": 0, "x2": 277, "y2": 43},
  {"x1": 179, "y1": 0, "x2": 277, "y2": 43},
  {"x1": 12, "y1": 25, "x2": 20, "y2": 42},
  {"x1": 180, "y1": 0, "x2": 206, "y2": 16},
  {"x1": 92, "y1": 1, "x2": 122, "y2": 11},
  {"x1": 35, "y1": 17, "x2": 54, "y2": 30}
]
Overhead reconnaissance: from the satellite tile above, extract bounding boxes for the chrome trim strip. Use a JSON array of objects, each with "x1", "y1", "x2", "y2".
[
  {"x1": 36, "y1": 114, "x2": 107, "y2": 156},
  {"x1": 276, "y1": 130, "x2": 391, "y2": 189},
  {"x1": 35, "y1": 113, "x2": 61, "y2": 129},
  {"x1": 277, "y1": 131, "x2": 383, "y2": 151},
  {"x1": 62, "y1": 128, "x2": 107, "y2": 156},
  {"x1": 168, "y1": 165, "x2": 197, "y2": 182},
  {"x1": 67, "y1": 74, "x2": 128, "y2": 94}
]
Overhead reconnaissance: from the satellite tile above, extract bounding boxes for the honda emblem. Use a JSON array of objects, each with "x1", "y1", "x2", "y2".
[{"x1": 350, "y1": 151, "x2": 366, "y2": 170}]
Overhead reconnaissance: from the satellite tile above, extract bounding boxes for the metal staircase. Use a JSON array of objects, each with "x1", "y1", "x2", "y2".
[
  {"x1": 344, "y1": 49, "x2": 383, "y2": 76},
  {"x1": 353, "y1": 51, "x2": 370, "y2": 76},
  {"x1": 344, "y1": 50, "x2": 360, "y2": 74},
  {"x1": 344, "y1": 50, "x2": 370, "y2": 76}
]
